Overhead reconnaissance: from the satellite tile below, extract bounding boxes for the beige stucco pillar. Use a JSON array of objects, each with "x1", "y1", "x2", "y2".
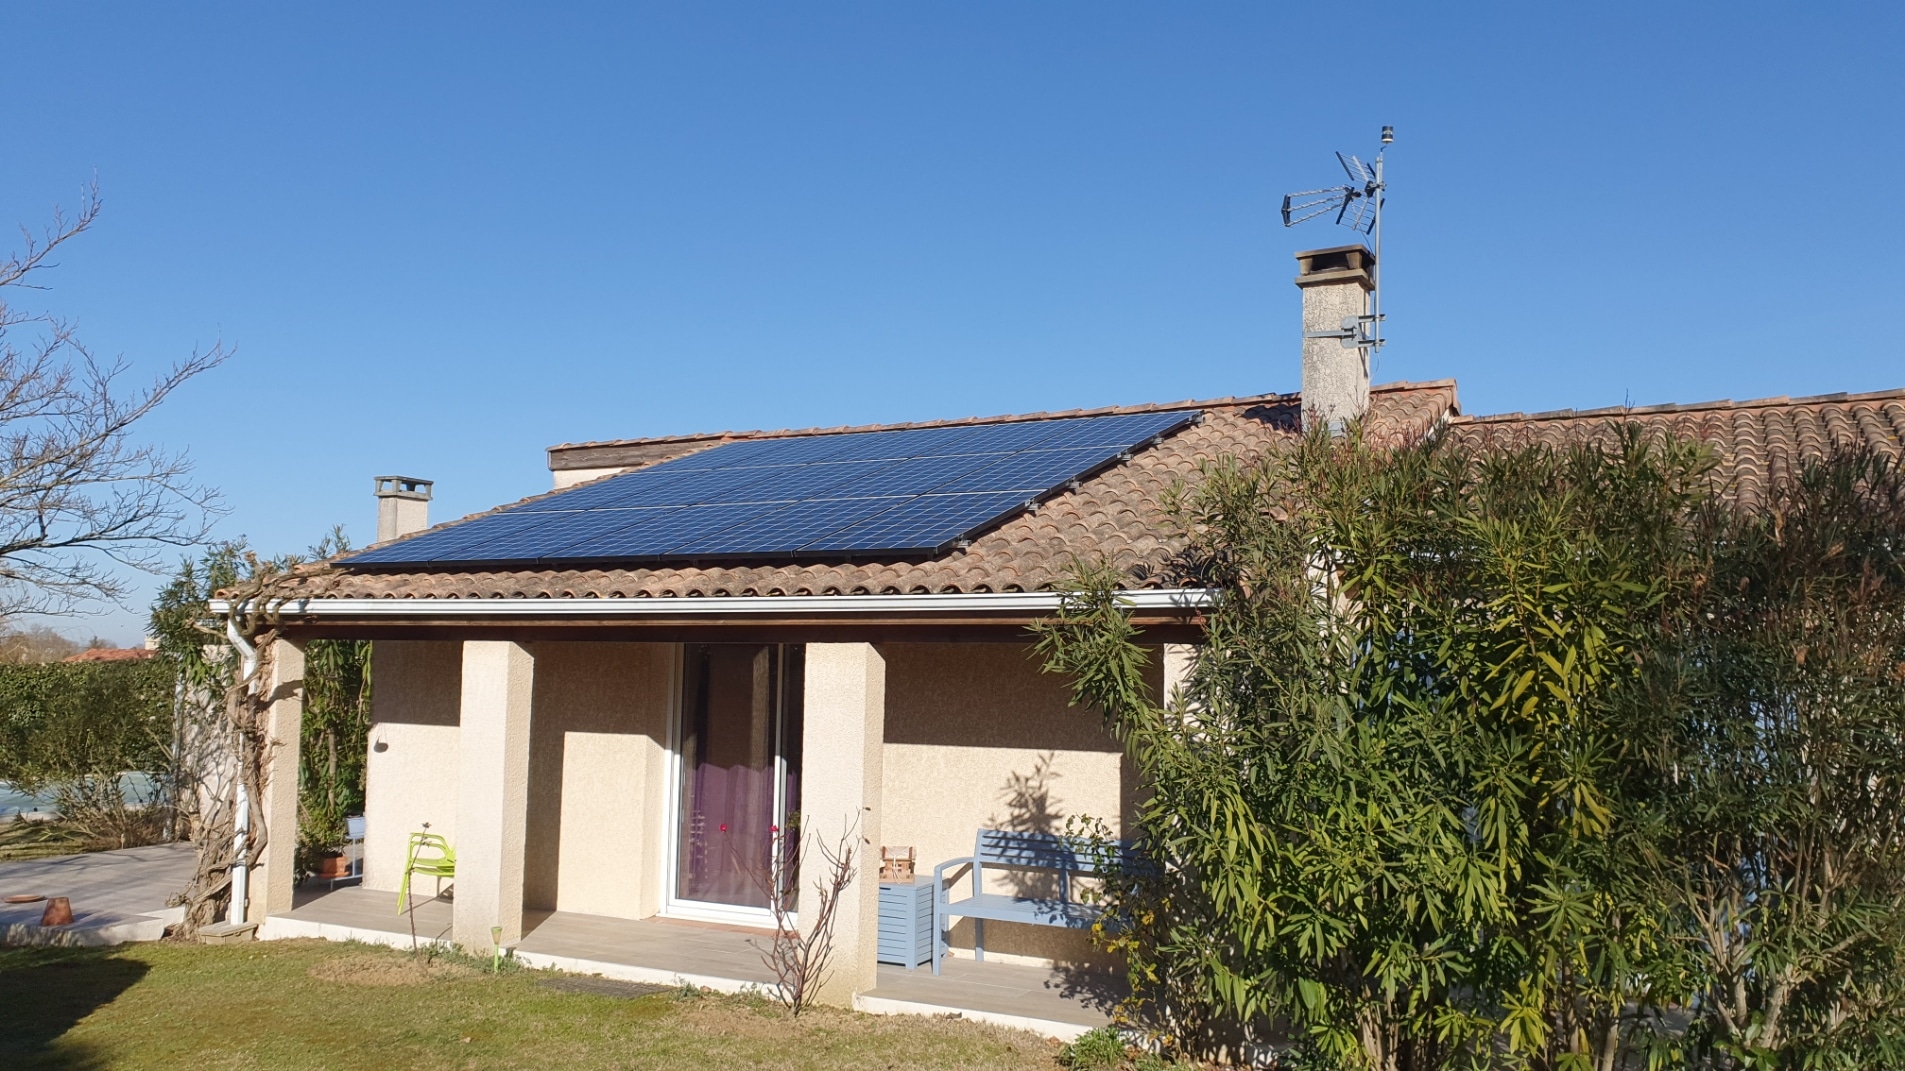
[
  {"x1": 1162, "y1": 643, "x2": 1197, "y2": 709},
  {"x1": 256, "y1": 637, "x2": 306, "y2": 918},
  {"x1": 453, "y1": 640, "x2": 535, "y2": 951},
  {"x1": 799, "y1": 642, "x2": 886, "y2": 1006}
]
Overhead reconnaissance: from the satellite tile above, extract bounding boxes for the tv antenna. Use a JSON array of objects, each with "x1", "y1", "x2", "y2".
[{"x1": 1281, "y1": 125, "x2": 1392, "y2": 357}]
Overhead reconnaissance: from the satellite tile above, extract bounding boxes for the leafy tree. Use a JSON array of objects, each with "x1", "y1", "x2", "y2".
[
  {"x1": 149, "y1": 533, "x2": 366, "y2": 932},
  {"x1": 0, "y1": 624, "x2": 85, "y2": 662},
  {"x1": 298, "y1": 628, "x2": 371, "y2": 869},
  {"x1": 1654, "y1": 447, "x2": 1905, "y2": 1068},
  {"x1": 1038, "y1": 426, "x2": 1712, "y2": 1069},
  {"x1": 148, "y1": 540, "x2": 246, "y2": 847}
]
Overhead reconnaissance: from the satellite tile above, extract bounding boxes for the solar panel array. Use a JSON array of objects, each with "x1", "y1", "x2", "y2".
[{"x1": 344, "y1": 409, "x2": 1199, "y2": 568}]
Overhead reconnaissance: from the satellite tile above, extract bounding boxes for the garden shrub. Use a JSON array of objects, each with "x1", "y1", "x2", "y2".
[
  {"x1": 297, "y1": 638, "x2": 371, "y2": 870},
  {"x1": 1038, "y1": 424, "x2": 1905, "y2": 1070},
  {"x1": 0, "y1": 657, "x2": 173, "y2": 848},
  {"x1": 1060, "y1": 1027, "x2": 1131, "y2": 1070}
]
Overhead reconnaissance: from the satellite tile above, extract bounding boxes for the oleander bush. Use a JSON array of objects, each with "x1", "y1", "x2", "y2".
[
  {"x1": 1038, "y1": 424, "x2": 1905, "y2": 1070},
  {"x1": 297, "y1": 636, "x2": 371, "y2": 868}
]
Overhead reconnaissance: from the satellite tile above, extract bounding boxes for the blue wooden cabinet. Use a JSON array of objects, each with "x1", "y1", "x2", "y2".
[{"x1": 877, "y1": 879, "x2": 935, "y2": 969}]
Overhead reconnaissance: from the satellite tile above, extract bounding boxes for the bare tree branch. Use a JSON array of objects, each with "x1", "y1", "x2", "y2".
[
  {"x1": 0, "y1": 181, "x2": 227, "y2": 617},
  {"x1": 755, "y1": 817, "x2": 859, "y2": 1014}
]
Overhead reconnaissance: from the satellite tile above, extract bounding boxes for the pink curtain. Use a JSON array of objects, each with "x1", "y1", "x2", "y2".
[{"x1": 676, "y1": 644, "x2": 802, "y2": 910}]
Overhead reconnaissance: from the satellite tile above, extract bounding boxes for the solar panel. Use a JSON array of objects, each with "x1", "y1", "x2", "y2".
[
  {"x1": 370, "y1": 511, "x2": 572, "y2": 562},
  {"x1": 800, "y1": 492, "x2": 1037, "y2": 553},
  {"x1": 556, "y1": 504, "x2": 773, "y2": 559},
  {"x1": 927, "y1": 447, "x2": 1113, "y2": 496},
  {"x1": 343, "y1": 408, "x2": 1198, "y2": 567},
  {"x1": 670, "y1": 497, "x2": 910, "y2": 556}
]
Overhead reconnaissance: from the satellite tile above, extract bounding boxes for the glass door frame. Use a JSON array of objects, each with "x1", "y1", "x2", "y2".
[{"x1": 660, "y1": 642, "x2": 801, "y2": 928}]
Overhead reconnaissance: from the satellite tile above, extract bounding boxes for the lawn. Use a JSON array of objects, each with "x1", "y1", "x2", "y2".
[{"x1": 0, "y1": 938, "x2": 1067, "y2": 1071}]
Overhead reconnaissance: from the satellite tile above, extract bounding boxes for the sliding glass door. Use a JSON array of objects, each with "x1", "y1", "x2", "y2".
[{"x1": 669, "y1": 643, "x2": 803, "y2": 921}]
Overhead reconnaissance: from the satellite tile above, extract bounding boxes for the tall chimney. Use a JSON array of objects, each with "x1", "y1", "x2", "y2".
[
  {"x1": 374, "y1": 476, "x2": 433, "y2": 543},
  {"x1": 1295, "y1": 244, "x2": 1375, "y2": 434}
]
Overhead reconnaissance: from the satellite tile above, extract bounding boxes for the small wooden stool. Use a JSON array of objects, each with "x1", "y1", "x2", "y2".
[{"x1": 879, "y1": 846, "x2": 915, "y2": 882}]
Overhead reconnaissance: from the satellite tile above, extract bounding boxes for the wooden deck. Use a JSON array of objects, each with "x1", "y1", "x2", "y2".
[
  {"x1": 862, "y1": 955, "x2": 1123, "y2": 1034},
  {"x1": 266, "y1": 885, "x2": 1122, "y2": 1037},
  {"x1": 274, "y1": 884, "x2": 456, "y2": 947}
]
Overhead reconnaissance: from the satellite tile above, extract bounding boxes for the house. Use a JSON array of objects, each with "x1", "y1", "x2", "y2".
[
  {"x1": 239, "y1": 245, "x2": 1905, "y2": 1036},
  {"x1": 61, "y1": 647, "x2": 157, "y2": 663}
]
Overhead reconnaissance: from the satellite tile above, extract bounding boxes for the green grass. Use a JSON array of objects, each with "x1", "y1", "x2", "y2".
[
  {"x1": 1057, "y1": 1026, "x2": 1188, "y2": 1071},
  {"x1": 0, "y1": 939, "x2": 1063, "y2": 1070}
]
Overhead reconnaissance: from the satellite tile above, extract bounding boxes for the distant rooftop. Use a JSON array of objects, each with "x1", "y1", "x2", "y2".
[{"x1": 62, "y1": 647, "x2": 157, "y2": 664}]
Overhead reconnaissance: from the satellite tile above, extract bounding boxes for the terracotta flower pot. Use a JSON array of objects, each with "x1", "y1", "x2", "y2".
[{"x1": 315, "y1": 853, "x2": 351, "y2": 880}]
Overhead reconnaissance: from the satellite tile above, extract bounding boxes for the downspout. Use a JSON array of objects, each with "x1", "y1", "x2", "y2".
[
  {"x1": 163, "y1": 674, "x2": 184, "y2": 842},
  {"x1": 226, "y1": 615, "x2": 260, "y2": 926}
]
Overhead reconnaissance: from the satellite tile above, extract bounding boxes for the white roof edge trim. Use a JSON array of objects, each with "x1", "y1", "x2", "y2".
[{"x1": 206, "y1": 588, "x2": 1218, "y2": 618}]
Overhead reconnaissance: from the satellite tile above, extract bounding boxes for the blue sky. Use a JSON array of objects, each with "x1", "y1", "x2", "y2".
[{"x1": 5, "y1": 2, "x2": 1901, "y2": 642}]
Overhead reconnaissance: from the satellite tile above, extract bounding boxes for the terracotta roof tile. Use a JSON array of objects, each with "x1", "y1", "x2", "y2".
[
  {"x1": 62, "y1": 647, "x2": 156, "y2": 663},
  {"x1": 1446, "y1": 387, "x2": 1905, "y2": 510}
]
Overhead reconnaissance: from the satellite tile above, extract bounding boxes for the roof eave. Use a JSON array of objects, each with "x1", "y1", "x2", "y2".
[{"x1": 209, "y1": 587, "x2": 1219, "y2": 620}]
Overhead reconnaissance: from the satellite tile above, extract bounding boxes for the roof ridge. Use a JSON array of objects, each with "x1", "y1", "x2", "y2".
[
  {"x1": 1454, "y1": 386, "x2": 1905, "y2": 425},
  {"x1": 369, "y1": 384, "x2": 1462, "y2": 559},
  {"x1": 547, "y1": 393, "x2": 1283, "y2": 453},
  {"x1": 548, "y1": 379, "x2": 1459, "y2": 454},
  {"x1": 1372, "y1": 378, "x2": 1458, "y2": 392}
]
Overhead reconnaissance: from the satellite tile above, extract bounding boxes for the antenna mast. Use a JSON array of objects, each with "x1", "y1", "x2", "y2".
[{"x1": 1281, "y1": 125, "x2": 1393, "y2": 358}]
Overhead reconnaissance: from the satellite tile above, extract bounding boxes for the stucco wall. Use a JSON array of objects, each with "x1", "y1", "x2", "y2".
[
  {"x1": 364, "y1": 640, "x2": 463, "y2": 891},
  {"x1": 880, "y1": 642, "x2": 1157, "y2": 966},
  {"x1": 361, "y1": 636, "x2": 1156, "y2": 960},
  {"x1": 551, "y1": 466, "x2": 626, "y2": 489},
  {"x1": 523, "y1": 642, "x2": 673, "y2": 919}
]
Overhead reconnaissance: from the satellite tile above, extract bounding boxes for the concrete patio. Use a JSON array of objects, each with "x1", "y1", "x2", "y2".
[
  {"x1": 0, "y1": 842, "x2": 194, "y2": 946},
  {"x1": 263, "y1": 884, "x2": 1125, "y2": 1039}
]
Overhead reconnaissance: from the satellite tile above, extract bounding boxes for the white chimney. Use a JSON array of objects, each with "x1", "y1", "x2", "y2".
[
  {"x1": 374, "y1": 476, "x2": 433, "y2": 542},
  {"x1": 1295, "y1": 244, "x2": 1375, "y2": 434}
]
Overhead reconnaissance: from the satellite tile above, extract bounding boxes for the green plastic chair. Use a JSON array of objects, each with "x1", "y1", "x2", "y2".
[{"x1": 396, "y1": 831, "x2": 456, "y2": 913}]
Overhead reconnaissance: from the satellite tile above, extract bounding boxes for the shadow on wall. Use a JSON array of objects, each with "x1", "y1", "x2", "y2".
[
  {"x1": 968, "y1": 751, "x2": 1127, "y2": 975},
  {"x1": 525, "y1": 726, "x2": 568, "y2": 911},
  {"x1": 995, "y1": 751, "x2": 1064, "y2": 836},
  {"x1": 0, "y1": 947, "x2": 147, "y2": 1070},
  {"x1": 988, "y1": 752, "x2": 1064, "y2": 901},
  {"x1": 371, "y1": 642, "x2": 462, "y2": 729},
  {"x1": 880, "y1": 645, "x2": 1122, "y2": 753}
]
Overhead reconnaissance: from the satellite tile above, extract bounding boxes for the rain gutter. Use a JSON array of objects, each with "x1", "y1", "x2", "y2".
[{"x1": 207, "y1": 588, "x2": 1218, "y2": 618}]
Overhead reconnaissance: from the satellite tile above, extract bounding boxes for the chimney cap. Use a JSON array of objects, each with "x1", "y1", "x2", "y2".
[
  {"x1": 1294, "y1": 243, "x2": 1374, "y2": 259},
  {"x1": 1294, "y1": 244, "x2": 1375, "y2": 291},
  {"x1": 374, "y1": 475, "x2": 433, "y2": 501}
]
